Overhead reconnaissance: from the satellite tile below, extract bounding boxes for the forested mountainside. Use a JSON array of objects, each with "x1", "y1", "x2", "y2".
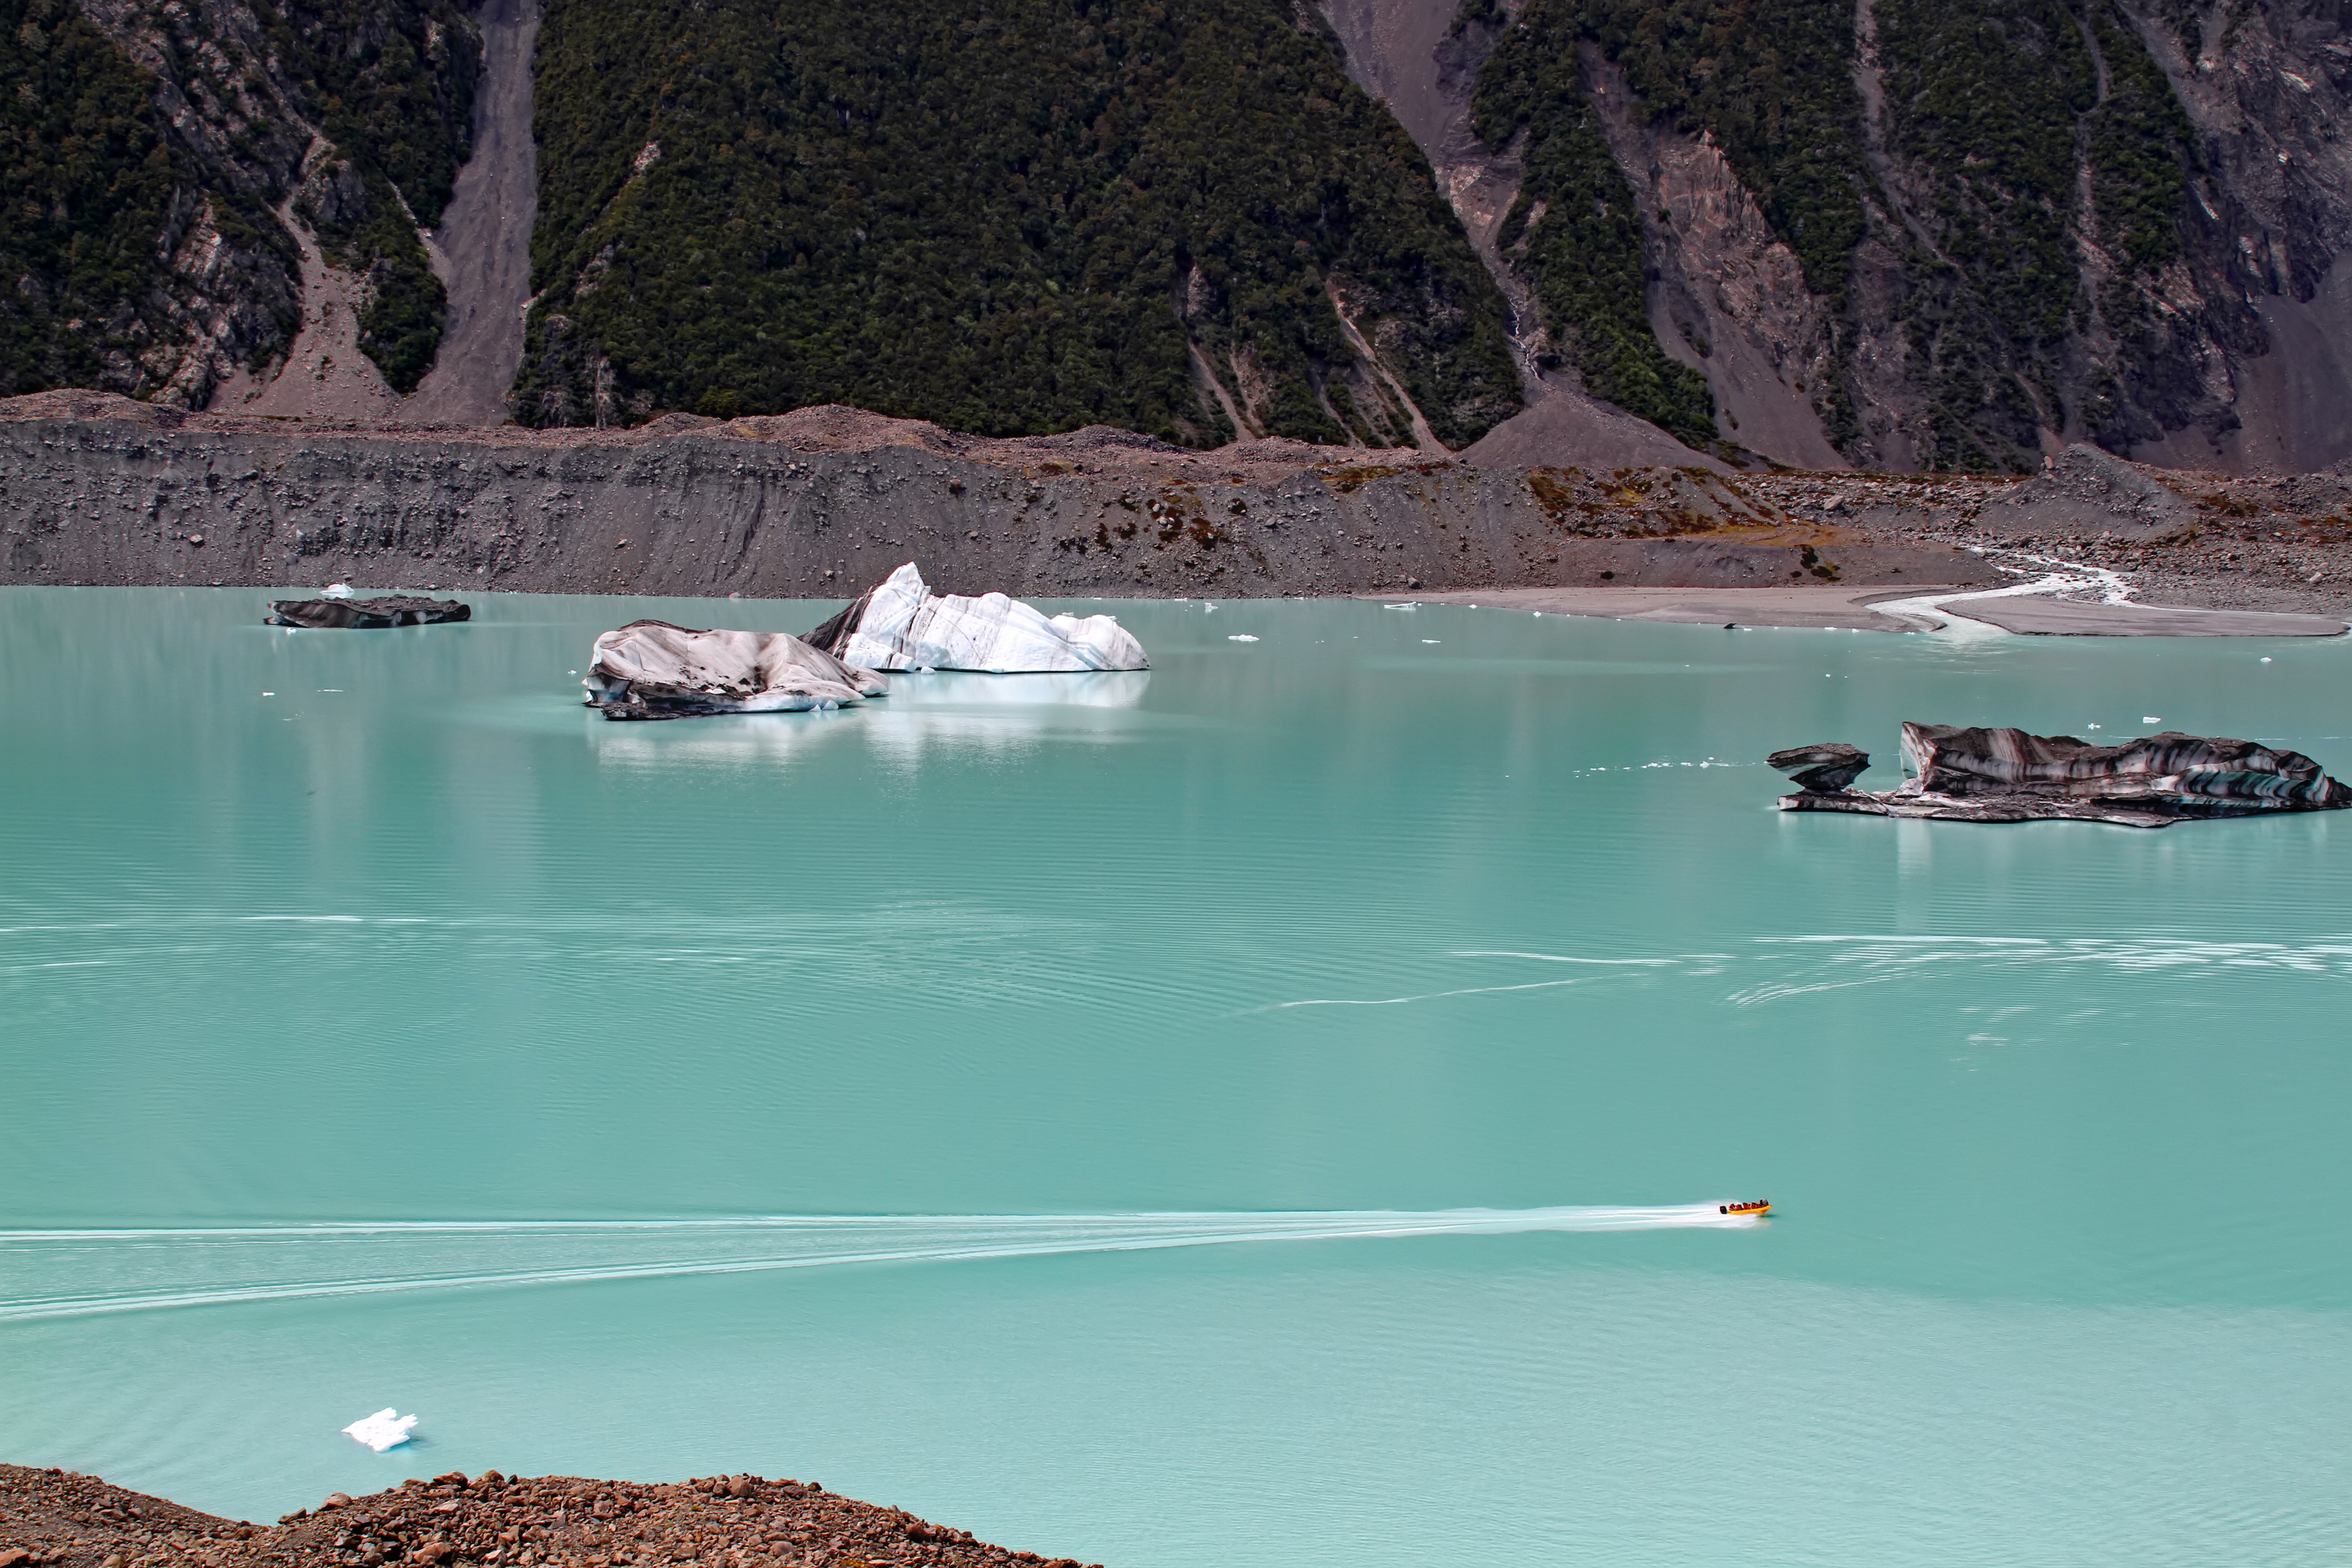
[
  {"x1": 512, "y1": 0, "x2": 1522, "y2": 446},
  {"x1": 14, "y1": 0, "x2": 2352, "y2": 470},
  {"x1": 1445, "y1": 0, "x2": 2352, "y2": 471},
  {"x1": 0, "y1": 0, "x2": 478, "y2": 402}
]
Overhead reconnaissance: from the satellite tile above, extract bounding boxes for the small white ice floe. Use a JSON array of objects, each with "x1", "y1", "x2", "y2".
[
  {"x1": 1421, "y1": 639, "x2": 1441, "y2": 644},
  {"x1": 321, "y1": 583, "x2": 355, "y2": 600},
  {"x1": 1382, "y1": 603, "x2": 1418, "y2": 611},
  {"x1": 1228, "y1": 634, "x2": 1259, "y2": 642},
  {"x1": 343, "y1": 1408, "x2": 417, "y2": 1451},
  {"x1": 2143, "y1": 716, "x2": 2163, "y2": 724}
]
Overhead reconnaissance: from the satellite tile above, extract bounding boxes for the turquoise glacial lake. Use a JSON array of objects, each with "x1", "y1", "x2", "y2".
[{"x1": 4, "y1": 587, "x2": 2351, "y2": 1566}]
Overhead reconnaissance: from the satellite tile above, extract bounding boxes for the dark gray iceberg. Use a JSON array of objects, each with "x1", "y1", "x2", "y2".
[
  {"x1": 266, "y1": 596, "x2": 471, "y2": 628},
  {"x1": 1767, "y1": 742, "x2": 1872, "y2": 794},
  {"x1": 1774, "y1": 724, "x2": 2352, "y2": 828}
]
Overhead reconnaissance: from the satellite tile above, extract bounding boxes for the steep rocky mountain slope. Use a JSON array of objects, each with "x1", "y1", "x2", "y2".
[
  {"x1": 13, "y1": 0, "x2": 2352, "y2": 476},
  {"x1": 1318, "y1": 0, "x2": 2352, "y2": 473},
  {"x1": 510, "y1": 0, "x2": 1523, "y2": 448},
  {"x1": 2, "y1": 0, "x2": 480, "y2": 405}
]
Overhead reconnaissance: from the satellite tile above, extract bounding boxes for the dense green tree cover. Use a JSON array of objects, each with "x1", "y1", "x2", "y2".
[
  {"x1": 0, "y1": 0, "x2": 474, "y2": 399},
  {"x1": 1874, "y1": 0, "x2": 2095, "y2": 466},
  {"x1": 1477, "y1": 0, "x2": 2203, "y2": 467},
  {"x1": 1471, "y1": 30, "x2": 1713, "y2": 446},
  {"x1": 271, "y1": 0, "x2": 480, "y2": 392},
  {"x1": 287, "y1": 0, "x2": 478, "y2": 226},
  {"x1": 515, "y1": 0, "x2": 1521, "y2": 445},
  {"x1": 1481, "y1": 0, "x2": 1867, "y2": 304},
  {"x1": 1875, "y1": 0, "x2": 2194, "y2": 465},
  {"x1": 2086, "y1": 0, "x2": 2192, "y2": 272},
  {"x1": 0, "y1": 0, "x2": 190, "y2": 393}
]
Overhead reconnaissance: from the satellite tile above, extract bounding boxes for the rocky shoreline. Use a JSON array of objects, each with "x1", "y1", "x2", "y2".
[
  {"x1": 5, "y1": 392, "x2": 2352, "y2": 619},
  {"x1": 0, "y1": 1465, "x2": 1093, "y2": 1568}
]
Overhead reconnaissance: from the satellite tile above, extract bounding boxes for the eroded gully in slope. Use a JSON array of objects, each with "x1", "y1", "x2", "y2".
[
  {"x1": 1315, "y1": 0, "x2": 1715, "y2": 469},
  {"x1": 401, "y1": 0, "x2": 542, "y2": 426}
]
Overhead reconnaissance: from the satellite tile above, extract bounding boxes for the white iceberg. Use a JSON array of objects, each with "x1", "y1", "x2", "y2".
[
  {"x1": 342, "y1": 1408, "x2": 417, "y2": 1451},
  {"x1": 584, "y1": 620, "x2": 889, "y2": 720},
  {"x1": 321, "y1": 583, "x2": 355, "y2": 599},
  {"x1": 806, "y1": 563, "x2": 1148, "y2": 672}
]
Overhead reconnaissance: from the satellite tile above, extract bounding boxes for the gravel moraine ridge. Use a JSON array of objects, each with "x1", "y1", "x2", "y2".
[
  {"x1": 0, "y1": 1465, "x2": 1097, "y2": 1568},
  {"x1": 10, "y1": 392, "x2": 2352, "y2": 616}
]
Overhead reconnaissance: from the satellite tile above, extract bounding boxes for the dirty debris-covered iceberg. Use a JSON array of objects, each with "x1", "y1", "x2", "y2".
[
  {"x1": 804, "y1": 562, "x2": 1148, "y2": 672},
  {"x1": 583, "y1": 620, "x2": 888, "y2": 720},
  {"x1": 267, "y1": 595, "x2": 470, "y2": 629},
  {"x1": 1773, "y1": 723, "x2": 2352, "y2": 828}
]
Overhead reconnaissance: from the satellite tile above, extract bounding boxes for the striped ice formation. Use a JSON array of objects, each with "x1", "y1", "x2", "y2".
[{"x1": 808, "y1": 563, "x2": 1147, "y2": 672}]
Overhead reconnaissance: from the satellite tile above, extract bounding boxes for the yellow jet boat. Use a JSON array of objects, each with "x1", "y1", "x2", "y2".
[{"x1": 1718, "y1": 1200, "x2": 1772, "y2": 1217}]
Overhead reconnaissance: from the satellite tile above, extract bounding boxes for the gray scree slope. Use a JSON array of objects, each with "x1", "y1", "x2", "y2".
[{"x1": 401, "y1": 0, "x2": 540, "y2": 427}]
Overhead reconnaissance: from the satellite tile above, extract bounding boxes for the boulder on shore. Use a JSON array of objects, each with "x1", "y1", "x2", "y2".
[
  {"x1": 1774, "y1": 723, "x2": 2352, "y2": 827},
  {"x1": 267, "y1": 596, "x2": 470, "y2": 628},
  {"x1": 584, "y1": 620, "x2": 888, "y2": 720},
  {"x1": 803, "y1": 561, "x2": 1147, "y2": 672}
]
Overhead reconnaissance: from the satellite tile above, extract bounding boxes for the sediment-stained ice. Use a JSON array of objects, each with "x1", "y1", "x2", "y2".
[
  {"x1": 1774, "y1": 724, "x2": 2352, "y2": 826},
  {"x1": 805, "y1": 563, "x2": 1148, "y2": 672},
  {"x1": 584, "y1": 621, "x2": 888, "y2": 720}
]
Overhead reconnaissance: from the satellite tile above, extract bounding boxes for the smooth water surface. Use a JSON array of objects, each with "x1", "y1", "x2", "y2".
[{"x1": 4, "y1": 587, "x2": 2350, "y2": 1566}]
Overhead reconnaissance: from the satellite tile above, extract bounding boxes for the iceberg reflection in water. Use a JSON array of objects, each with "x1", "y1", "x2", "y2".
[
  {"x1": 0, "y1": 1204, "x2": 1751, "y2": 1323},
  {"x1": 587, "y1": 670, "x2": 1152, "y2": 769}
]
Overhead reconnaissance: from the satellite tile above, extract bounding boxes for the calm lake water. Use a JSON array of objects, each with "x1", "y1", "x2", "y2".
[{"x1": 4, "y1": 586, "x2": 2350, "y2": 1566}]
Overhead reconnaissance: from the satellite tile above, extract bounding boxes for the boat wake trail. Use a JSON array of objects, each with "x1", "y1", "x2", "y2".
[{"x1": 0, "y1": 1206, "x2": 1755, "y2": 1323}]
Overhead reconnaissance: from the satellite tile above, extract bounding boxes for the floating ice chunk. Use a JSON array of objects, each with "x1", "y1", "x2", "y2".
[
  {"x1": 2143, "y1": 716, "x2": 2162, "y2": 724},
  {"x1": 321, "y1": 583, "x2": 355, "y2": 599},
  {"x1": 583, "y1": 622, "x2": 887, "y2": 720},
  {"x1": 342, "y1": 1408, "x2": 416, "y2": 1451},
  {"x1": 1421, "y1": 639, "x2": 1441, "y2": 644},
  {"x1": 1228, "y1": 634, "x2": 1259, "y2": 642},
  {"x1": 1382, "y1": 603, "x2": 1418, "y2": 611},
  {"x1": 806, "y1": 563, "x2": 1148, "y2": 672}
]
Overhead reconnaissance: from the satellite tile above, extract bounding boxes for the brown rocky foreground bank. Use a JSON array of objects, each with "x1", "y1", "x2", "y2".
[{"x1": 0, "y1": 1465, "x2": 1093, "y2": 1568}]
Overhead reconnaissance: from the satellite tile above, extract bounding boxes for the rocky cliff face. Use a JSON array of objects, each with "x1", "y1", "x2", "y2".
[
  {"x1": 1319, "y1": 0, "x2": 2352, "y2": 475},
  {"x1": 510, "y1": 0, "x2": 1523, "y2": 449},
  {"x1": 21, "y1": 0, "x2": 2352, "y2": 475},
  {"x1": 2, "y1": 0, "x2": 480, "y2": 408}
]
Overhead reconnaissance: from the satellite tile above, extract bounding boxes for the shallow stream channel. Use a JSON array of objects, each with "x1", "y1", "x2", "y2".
[{"x1": 5, "y1": 588, "x2": 2350, "y2": 1565}]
